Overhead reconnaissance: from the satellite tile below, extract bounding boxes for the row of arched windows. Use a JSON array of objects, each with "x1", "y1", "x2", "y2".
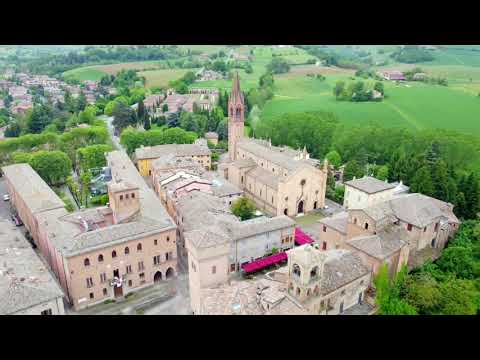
[
  {"x1": 84, "y1": 243, "x2": 143, "y2": 267},
  {"x1": 83, "y1": 236, "x2": 171, "y2": 267}
]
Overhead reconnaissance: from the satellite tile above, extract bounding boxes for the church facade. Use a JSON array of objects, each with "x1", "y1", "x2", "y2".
[{"x1": 220, "y1": 73, "x2": 328, "y2": 217}]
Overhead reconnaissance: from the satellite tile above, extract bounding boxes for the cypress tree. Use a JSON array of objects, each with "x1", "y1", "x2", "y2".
[{"x1": 410, "y1": 165, "x2": 435, "y2": 197}]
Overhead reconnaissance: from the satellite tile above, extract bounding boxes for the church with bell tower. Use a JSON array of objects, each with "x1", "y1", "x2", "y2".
[
  {"x1": 228, "y1": 72, "x2": 245, "y2": 161},
  {"x1": 220, "y1": 73, "x2": 328, "y2": 218}
]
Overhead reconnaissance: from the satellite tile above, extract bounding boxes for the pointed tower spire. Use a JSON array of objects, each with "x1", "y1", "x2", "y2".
[
  {"x1": 228, "y1": 72, "x2": 245, "y2": 161},
  {"x1": 231, "y1": 71, "x2": 244, "y2": 104}
]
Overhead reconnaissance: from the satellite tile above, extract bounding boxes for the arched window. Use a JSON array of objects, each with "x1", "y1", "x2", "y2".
[
  {"x1": 112, "y1": 250, "x2": 117, "y2": 258},
  {"x1": 284, "y1": 208, "x2": 288, "y2": 216},
  {"x1": 236, "y1": 107, "x2": 241, "y2": 117},
  {"x1": 354, "y1": 218, "x2": 357, "y2": 225},
  {"x1": 296, "y1": 287, "x2": 301, "y2": 296},
  {"x1": 310, "y1": 266, "x2": 319, "y2": 280},
  {"x1": 293, "y1": 264, "x2": 301, "y2": 277},
  {"x1": 84, "y1": 258, "x2": 90, "y2": 267},
  {"x1": 314, "y1": 285, "x2": 319, "y2": 296},
  {"x1": 98, "y1": 254, "x2": 104, "y2": 262},
  {"x1": 307, "y1": 289, "x2": 311, "y2": 296},
  {"x1": 364, "y1": 222, "x2": 369, "y2": 230},
  {"x1": 124, "y1": 247, "x2": 130, "y2": 255},
  {"x1": 137, "y1": 243, "x2": 142, "y2": 252}
]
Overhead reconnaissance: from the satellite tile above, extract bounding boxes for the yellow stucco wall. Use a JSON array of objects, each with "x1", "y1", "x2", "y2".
[{"x1": 138, "y1": 159, "x2": 152, "y2": 177}]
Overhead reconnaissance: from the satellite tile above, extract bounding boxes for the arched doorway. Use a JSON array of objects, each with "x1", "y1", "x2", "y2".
[
  {"x1": 166, "y1": 267, "x2": 175, "y2": 280},
  {"x1": 154, "y1": 271, "x2": 162, "y2": 283},
  {"x1": 313, "y1": 201, "x2": 318, "y2": 210},
  {"x1": 297, "y1": 200, "x2": 304, "y2": 214},
  {"x1": 284, "y1": 208, "x2": 288, "y2": 216}
]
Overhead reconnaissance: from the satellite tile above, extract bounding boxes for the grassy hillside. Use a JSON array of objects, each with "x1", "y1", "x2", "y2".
[
  {"x1": 139, "y1": 68, "x2": 197, "y2": 88},
  {"x1": 262, "y1": 67, "x2": 480, "y2": 135},
  {"x1": 63, "y1": 66, "x2": 107, "y2": 81}
]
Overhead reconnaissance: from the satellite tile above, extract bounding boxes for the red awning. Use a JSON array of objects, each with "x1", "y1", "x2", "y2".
[
  {"x1": 295, "y1": 227, "x2": 314, "y2": 246},
  {"x1": 241, "y1": 252, "x2": 288, "y2": 274}
]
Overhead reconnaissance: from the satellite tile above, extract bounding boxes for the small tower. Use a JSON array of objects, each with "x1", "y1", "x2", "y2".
[
  {"x1": 107, "y1": 180, "x2": 140, "y2": 224},
  {"x1": 286, "y1": 244, "x2": 328, "y2": 303},
  {"x1": 228, "y1": 72, "x2": 245, "y2": 161}
]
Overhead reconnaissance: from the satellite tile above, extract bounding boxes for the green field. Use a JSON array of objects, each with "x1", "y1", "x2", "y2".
[
  {"x1": 262, "y1": 68, "x2": 480, "y2": 135},
  {"x1": 63, "y1": 61, "x2": 167, "y2": 81},
  {"x1": 139, "y1": 68, "x2": 198, "y2": 88},
  {"x1": 60, "y1": 45, "x2": 480, "y2": 136},
  {"x1": 63, "y1": 66, "x2": 107, "y2": 81}
]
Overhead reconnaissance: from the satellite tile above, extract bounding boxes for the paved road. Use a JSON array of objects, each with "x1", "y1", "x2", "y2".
[
  {"x1": 99, "y1": 115, "x2": 124, "y2": 152},
  {"x1": 0, "y1": 179, "x2": 12, "y2": 221},
  {"x1": 322, "y1": 198, "x2": 344, "y2": 216}
]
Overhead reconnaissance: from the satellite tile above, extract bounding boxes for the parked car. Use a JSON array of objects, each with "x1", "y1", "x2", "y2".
[
  {"x1": 11, "y1": 214, "x2": 23, "y2": 226},
  {"x1": 3, "y1": 194, "x2": 9, "y2": 201}
]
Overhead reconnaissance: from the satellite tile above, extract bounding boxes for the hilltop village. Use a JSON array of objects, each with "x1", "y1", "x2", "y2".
[{"x1": 0, "y1": 71, "x2": 464, "y2": 316}]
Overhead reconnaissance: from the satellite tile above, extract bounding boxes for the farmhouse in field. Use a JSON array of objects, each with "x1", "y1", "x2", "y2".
[
  {"x1": 196, "y1": 68, "x2": 224, "y2": 81},
  {"x1": 378, "y1": 70, "x2": 406, "y2": 81}
]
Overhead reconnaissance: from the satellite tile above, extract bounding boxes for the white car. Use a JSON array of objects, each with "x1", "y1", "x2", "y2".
[{"x1": 3, "y1": 194, "x2": 10, "y2": 201}]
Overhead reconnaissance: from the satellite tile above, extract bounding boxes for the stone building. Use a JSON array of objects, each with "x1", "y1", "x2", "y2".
[
  {"x1": 205, "y1": 131, "x2": 219, "y2": 146},
  {"x1": 181, "y1": 191, "x2": 296, "y2": 314},
  {"x1": 198, "y1": 244, "x2": 373, "y2": 315},
  {"x1": 135, "y1": 140, "x2": 212, "y2": 176},
  {"x1": 344, "y1": 176, "x2": 397, "y2": 210},
  {"x1": 0, "y1": 219, "x2": 65, "y2": 315},
  {"x1": 2, "y1": 151, "x2": 178, "y2": 310},
  {"x1": 220, "y1": 74, "x2": 328, "y2": 217},
  {"x1": 319, "y1": 192, "x2": 460, "y2": 273},
  {"x1": 285, "y1": 244, "x2": 372, "y2": 315},
  {"x1": 151, "y1": 156, "x2": 243, "y2": 222}
]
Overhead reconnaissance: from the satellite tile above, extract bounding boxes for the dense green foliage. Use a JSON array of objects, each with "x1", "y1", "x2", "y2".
[
  {"x1": 254, "y1": 112, "x2": 480, "y2": 219},
  {"x1": 333, "y1": 80, "x2": 384, "y2": 102},
  {"x1": 169, "y1": 71, "x2": 197, "y2": 94},
  {"x1": 77, "y1": 144, "x2": 113, "y2": 171},
  {"x1": 255, "y1": 111, "x2": 339, "y2": 159},
  {"x1": 178, "y1": 107, "x2": 224, "y2": 137},
  {"x1": 391, "y1": 46, "x2": 435, "y2": 64},
  {"x1": 120, "y1": 127, "x2": 197, "y2": 155},
  {"x1": 0, "y1": 126, "x2": 109, "y2": 170},
  {"x1": 265, "y1": 57, "x2": 291, "y2": 74},
  {"x1": 10, "y1": 45, "x2": 187, "y2": 76},
  {"x1": 296, "y1": 45, "x2": 369, "y2": 69},
  {"x1": 12, "y1": 150, "x2": 72, "y2": 185},
  {"x1": 375, "y1": 221, "x2": 480, "y2": 315},
  {"x1": 231, "y1": 197, "x2": 256, "y2": 221}
]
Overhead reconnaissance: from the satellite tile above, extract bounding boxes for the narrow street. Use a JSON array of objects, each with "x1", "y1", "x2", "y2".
[{"x1": 99, "y1": 114, "x2": 124, "y2": 152}]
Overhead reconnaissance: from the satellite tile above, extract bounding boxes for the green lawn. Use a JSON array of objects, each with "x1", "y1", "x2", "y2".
[
  {"x1": 140, "y1": 68, "x2": 198, "y2": 88},
  {"x1": 63, "y1": 66, "x2": 107, "y2": 81},
  {"x1": 261, "y1": 70, "x2": 480, "y2": 135}
]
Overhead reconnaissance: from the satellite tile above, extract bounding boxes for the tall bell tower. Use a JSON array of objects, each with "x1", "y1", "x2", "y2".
[{"x1": 228, "y1": 72, "x2": 245, "y2": 161}]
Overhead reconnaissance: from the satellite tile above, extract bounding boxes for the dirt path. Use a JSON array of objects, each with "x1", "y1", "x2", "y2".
[{"x1": 383, "y1": 99, "x2": 423, "y2": 131}]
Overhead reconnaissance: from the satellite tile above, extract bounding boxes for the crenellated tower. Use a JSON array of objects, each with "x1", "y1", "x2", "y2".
[{"x1": 228, "y1": 72, "x2": 245, "y2": 161}]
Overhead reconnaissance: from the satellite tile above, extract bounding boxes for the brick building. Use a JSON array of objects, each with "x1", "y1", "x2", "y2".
[{"x1": 2, "y1": 151, "x2": 178, "y2": 310}]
